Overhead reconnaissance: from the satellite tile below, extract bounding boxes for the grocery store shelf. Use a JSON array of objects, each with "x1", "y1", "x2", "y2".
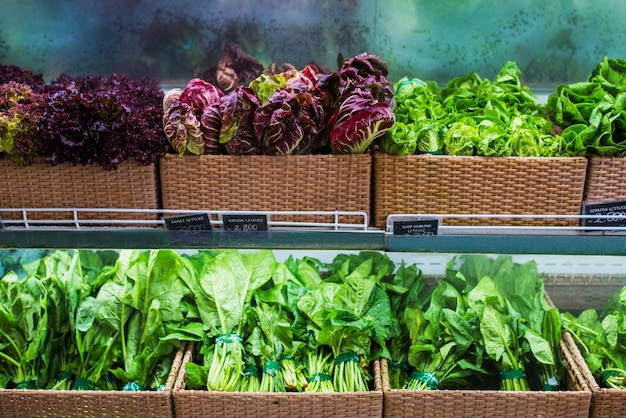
[
  {"x1": 0, "y1": 228, "x2": 385, "y2": 250},
  {"x1": 1, "y1": 209, "x2": 626, "y2": 255},
  {"x1": 1, "y1": 227, "x2": 626, "y2": 255},
  {"x1": 385, "y1": 233, "x2": 626, "y2": 256}
]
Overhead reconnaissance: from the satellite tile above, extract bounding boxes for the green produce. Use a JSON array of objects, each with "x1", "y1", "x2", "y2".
[
  {"x1": 547, "y1": 56, "x2": 626, "y2": 156},
  {"x1": 0, "y1": 249, "x2": 195, "y2": 391},
  {"x1": 194, "y1": 250, "x2": 277, "y2": 391},
  {"x1": 381, "y1": 61, "x2": 575, "y2": 157},
  {"x1": 561, "y1": 285, "x2": 626, "y2": 389},
  {"x1": 385, "y1": 254, "x2": 563, "y2": 391}
]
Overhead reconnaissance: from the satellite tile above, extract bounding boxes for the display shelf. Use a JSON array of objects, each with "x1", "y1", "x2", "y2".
[
  {"x1": 0, "y1": 228, "x2": 385, "y2": 250},
  {"x1": 1, "y1": 209, "x2": 625, "y2": 255},
  {"x1": 385, "y1": 233, "x2": 626, "y2": 256},
  {"x1": 1, "y1": 228, "x2": 626, "y2": 256}
]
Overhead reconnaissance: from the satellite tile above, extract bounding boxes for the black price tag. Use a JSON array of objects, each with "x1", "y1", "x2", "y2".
[
  {"x1": 222, "y1": 214, "x2": 269, "y2": 234},
  {"x1": 393, "y1": 219, "x2": 439, "y2": 236},
  {"x1": 582, "y1": 200, "x2": 626, "y2": 227},
  {"x1": 164, "y1": 213, "x2": 212, "y2": 243}
]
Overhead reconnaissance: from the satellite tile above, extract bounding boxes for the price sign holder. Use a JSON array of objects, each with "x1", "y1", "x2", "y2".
[
  {"x1": 221, "y1": 213, "x2": 270, "y2": 238},
  {"x1": 164, "y1": 213, "x2": 212, "y2": 244},
  {"x1": 392, "y1": 217, "x2": 440, "y2": 236},
  {"x1": 582, "y1": 199, "x2": 626, "y2": 228}
]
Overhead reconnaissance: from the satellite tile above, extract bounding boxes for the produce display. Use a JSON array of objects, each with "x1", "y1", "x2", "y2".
[
  {"x1": 385, "y1": 254, "x2": 563, "y2": 392},
  {"x1": 380, "y1": 61, "x2": 577, "y2": 157},
  {"x1": 0, "y1": 65, "x2": 168, "y2": 170},
  {"x1": 0, "y1": 248, "x2": 569, "y2": 395},
  {"x1": 547, "y1": 56, "x2": 626, "y2": 156},
  {"x1": 162, "y1": 45, "x2": 395, "y2": 156},
  {"x1": 562, "y1": 285, "x2": 626, "y2": 389},
  {"x1": 0, "y1": 249, "x2": 190, "y2": 391}
]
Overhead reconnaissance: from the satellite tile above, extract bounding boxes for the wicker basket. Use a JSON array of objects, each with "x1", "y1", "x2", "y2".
[
  {"x1": 0, "y1": 158, "x2": 159, "y2": 224},
  {"x1": 159, "y1": 154, "x2": 371, "y2": 226},
  {"x1": 372, "y1": 152, "x2": 588, "y2": 228},
  {"x1": 0, "y1": 344, "x2": 185, "y2": 418},
  {"x1": 563, "y1": 330, "x2": 626, "y2": 418},
  {"x1": 584, "y1": 156, "x2": 626, "y2": 202},
  {"x1": 173, "y1": 343, "x2": 383, "y2": 418},
  {"x1": 380, "y1": 339, "x2": 591, "y2": 418}
]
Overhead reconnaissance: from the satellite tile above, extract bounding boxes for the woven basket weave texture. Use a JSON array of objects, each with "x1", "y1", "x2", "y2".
[
  {"x1": 1, "y1": 158, "x2": 159, "y2": 222},
  {"x1": 160, "y1": 154, "x2": 371, "y2": 225},
  {"x1": 373, "y1": 153, "x2": 588, "y2": 228},
  {"x1": 0, "y1": 344, "x2": 184, "y2": 418}
]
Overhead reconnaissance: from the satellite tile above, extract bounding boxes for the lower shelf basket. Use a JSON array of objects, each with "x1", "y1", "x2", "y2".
[
  {"x1": 0, "y1": 344, "x2": 185, "y2": 418},
  {"x1": 380, "y1": 339, "x2": 592, "y2": 418},
  {"x1": 563, "y1": 331, "x2": 626, "y2": 418},
  {"x1": 172, "y1": 343, "x2": 383, "y2": 418}
]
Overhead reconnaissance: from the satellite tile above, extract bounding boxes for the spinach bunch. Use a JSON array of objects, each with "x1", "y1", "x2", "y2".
[
  {"x1": 384, "y1": 254, "x2": 563, "y2": 391},
  {"x1": 562, "y1": 285, "x2": 626, "y2": 389},
  {"x1": 447, "y1": 255, "x2": 563, "y2": 391},
  {"x1": 0, "y1": 249, "x2": 197, "y2": 391}
]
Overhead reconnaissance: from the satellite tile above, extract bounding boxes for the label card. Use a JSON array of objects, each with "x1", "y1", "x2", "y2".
[
  {"x1": 164, "y1": 213, "x2": 212, "y2": 243},
  {"x1": 582, "y1": 200, "x2": 626, "y2": 228},
  {"x1": 392, "y1": 218, "x2": 439, "y2": 236},
  {"x1": 221, "y1": 214, "x2": 269, "y2": 235}
]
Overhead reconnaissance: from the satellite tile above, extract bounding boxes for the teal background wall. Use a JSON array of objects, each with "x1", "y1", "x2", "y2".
[{"x1": 0, "y1": 0, "x2": 622, "y2": 88}]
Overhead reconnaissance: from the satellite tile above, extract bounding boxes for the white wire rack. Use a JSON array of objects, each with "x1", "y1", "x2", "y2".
[
  {"x1": 385, "y1": 213, "x2": 626, "y2": 235},
  {"x1": 0, "y1": 208, "x2": 370, "y2": 231}
]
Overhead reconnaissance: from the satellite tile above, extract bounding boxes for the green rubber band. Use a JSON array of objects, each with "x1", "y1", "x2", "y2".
[
  {"x1": 389, "y1": 360, "x2": 411, "y2": 373},
  {"x1": 542, "y1": 376, "x2": 560, "y2": 391},
  {"x1": 280, "y1": 355, "x2": 293, "y2": 361},
  {"x1": 263, "y1": 361, "x2": 281, "y2": 375},
  {"x1": 307, "y1": 373, "x2": 332, "y2": 383},
  {"x1": 71, "y1": 378, "x2": 95, "y2": 391},
  {"x1": 600, "y1": 370, "x2": 619, "y2": 386},
  {"x1": 57, "y1": 370, "x2": 73, "y2": 381},
  {"x1": 216, "y1": 333, "x2": 243, "y2": 344},
  {"x1": 499, "y1": 369, "x2": 526, "y2": 380},
  {"x1": 16, "y1": 380, "x2": 37, "y2": 390},
  {"x1": 122, "y1": 381, "x2": 146, "y2": 392},
  {"x1": 103, "y1": 371, "x2": 121, "y2": 384},
  {"x1": 427, "y1": 149, "x2": 443, "y2": 155},
  {"x1": 244, "y1": 366, "x2": 259, "y2": 376},
  {"x1": 335, "y1": 352, "x2": 359, "y2": 364},
  {"x1": 408, "y1": 371, "x2": 439, "y2": 389}
]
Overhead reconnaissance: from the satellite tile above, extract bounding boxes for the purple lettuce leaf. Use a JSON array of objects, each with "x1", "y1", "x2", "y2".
[
  {"x1": 219, "y1": 87, "x2": 262, "y2": 154},
  {"x1": 178, "y1": 78, "x2": 223, "y2": 111},
  {"x1": 215, "y1": 43, "x2": 264, "y2": 93},
  {"x1": 328, "y1": 88, "x2": 395, "y2": 154},
  {"x1": 254, "y1": 89, "x2": 328, "y2": 155}
]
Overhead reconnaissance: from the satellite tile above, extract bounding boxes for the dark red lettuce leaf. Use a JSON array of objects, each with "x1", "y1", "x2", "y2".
[
  {"x1": 328, "y1": 88, "x2": 395, "y2": 154},
  {"x1": 199, "y1": 105, "x2": 222, "y2": 155},
  {"x1": 215, "y1": 43, "x2": 264, "y2": 93},
  {"x1": 0, "y1": 64, "x2": 46, "y2": 93},
  {"x1": 38, "y1": 74, "x2": 168, "y2": 170},
  {"x1": 178, "y1": 78, "x2": 223, "y2": 111},
  {"x1": 219, "y1": 87, "x2": 262, "y2": 155},
  {"x1": 254, "y1": 89, "x2": 327, "y2": 155}
]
